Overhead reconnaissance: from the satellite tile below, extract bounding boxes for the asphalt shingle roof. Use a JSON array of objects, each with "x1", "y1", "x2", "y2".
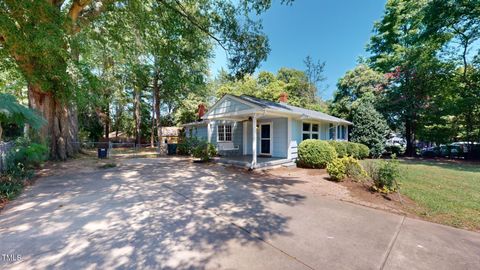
[{"x1": 237, "y1": 95, "x2": 352, "y2": 125}]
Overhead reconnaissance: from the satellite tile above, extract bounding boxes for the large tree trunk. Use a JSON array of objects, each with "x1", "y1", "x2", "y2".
[
  {"x1": 105, "y1": 102, "x2": 110, "y2": 140},
  {"x1": 67, "y1": 106, "x2": 79, "y2": 155},
  {"x1": 28, "y1": 83, "x2": 77, "y2": 160},
  {"x1": 134, "y1": 89, "x2": 142, "y2": 146},
  {"x1": 114, "y1": 103, "x2": 123, "y2": 139},
  {"x1": 153, "y1": 72, "x2": 163, "y2": 153},
  {"x1": 405, "y1": 117, "x2": 414, "y2": 157},
  {"x1": 150, "y1": 95, "x2": 155, "y2": 147}
]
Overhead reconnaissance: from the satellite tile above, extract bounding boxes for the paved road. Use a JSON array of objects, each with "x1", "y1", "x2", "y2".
[{"x1": 1, "y1": 157, "x2": 479, "y2": 269}]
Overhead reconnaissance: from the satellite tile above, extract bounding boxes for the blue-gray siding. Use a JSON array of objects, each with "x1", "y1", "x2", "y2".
[
  {"x1": 186, "y1": 117, "x2": 348, "y2": 160},
  {"x1": 186, "y1": 125, "x2": 208, "y2": 141},
  {"x1": 244, "y1": 118, "x2": 287, "y2": 158},
  {"x1": 208, "y1": 97, "x2": 253, "y2": 116},
  {"x1": 187, "y1": 121, "x2": 243, "y2": 156},
  {"x1": 209, "y1": 120, "x2": 243, "y2": 151},
  {"x1": 271, "y1": 118, "x2": 288, "y2": 157}
]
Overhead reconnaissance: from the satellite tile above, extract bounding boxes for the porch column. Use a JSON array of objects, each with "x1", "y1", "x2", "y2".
[
  {"x1": 207, "y1": 121, "x2": 212, "y2": 143},
  {"x1": 287, "y1": 117, "x2": 292, "y2": 159},
  {"x1": 344, "y1": 125, "x2": 349, "y2": 141},
  {"x1": 251, "y1": 114, "x2": 257, "y2": 169},
  {"x1": 243, "y1": 121, "x2": 247, "y2": 155}
]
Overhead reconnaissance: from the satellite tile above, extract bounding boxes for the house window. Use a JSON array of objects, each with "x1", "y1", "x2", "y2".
[
  {"x1": 217, "y1": 124, "x2": 232, "y2": 142},
  {"x1": 302, "y1": 122, "x2": 320, "y2": 140},
  {"x1": 337, "y1": 125, "x2": 346, "y2": 140},
  {"x1": 329, "y1": 124, "x2": 336, "y2": 140}
]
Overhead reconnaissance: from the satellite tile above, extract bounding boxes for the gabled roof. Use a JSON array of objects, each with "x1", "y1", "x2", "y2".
[
  {"x1": 187, "y1": 94, "x2": 352, "y2": 125},
  {"x1": 235, "y1": 95, "x2": 352, "y2": 125}
]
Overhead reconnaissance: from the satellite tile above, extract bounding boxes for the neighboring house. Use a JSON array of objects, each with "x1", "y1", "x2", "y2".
[
  {"x1": 161, "y1": 127, "x2": 181, "y2": 143},
  {"x1": 108, "y1": 127, "x2": 181, "y2": 144},
  {"x1": 184, "y1": 93, "x2": 352, "y2": 169}
]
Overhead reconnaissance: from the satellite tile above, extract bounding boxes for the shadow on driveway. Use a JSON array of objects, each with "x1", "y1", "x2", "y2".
[{"x1": 0, "y1": 157, "x2": 308, "y2": 269}]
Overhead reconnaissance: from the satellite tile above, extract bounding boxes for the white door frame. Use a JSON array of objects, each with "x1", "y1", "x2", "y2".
[{"x1": 259, "y1": 122, "x2": 273, "y2": 156}]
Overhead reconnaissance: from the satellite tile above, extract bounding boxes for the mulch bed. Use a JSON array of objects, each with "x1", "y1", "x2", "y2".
[{"x1": 339, "y1": 179, "x2": 424, "y2": 218}]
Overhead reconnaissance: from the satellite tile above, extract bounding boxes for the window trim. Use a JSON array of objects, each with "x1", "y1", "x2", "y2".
[
  {"x1": 329, "y1": 123, "x2": 336, "y2": 140},
  {"x1": 336, "y1": 125, "x2": 347, "y2": 140},
  {"x1": 217, "y1": 124, "x2": 233, "y2": 142},
  {"x1": 302, "y1": 122, "x2": 321, "y2": 141}
]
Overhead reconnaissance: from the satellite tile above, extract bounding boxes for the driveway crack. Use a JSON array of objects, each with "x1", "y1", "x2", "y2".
[{"x1": 380, "y1": 215, "x2": 405, "y2": 270}]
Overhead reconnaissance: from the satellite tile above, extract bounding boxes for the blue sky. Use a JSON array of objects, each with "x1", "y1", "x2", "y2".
[{"x1": 210, "y1": 0, "x2": 386, "y2": 100}]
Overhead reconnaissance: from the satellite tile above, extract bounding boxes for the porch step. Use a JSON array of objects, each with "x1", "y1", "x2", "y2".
[{"x1": 214, "y1": 156, "x2": 295, "y2": 170}]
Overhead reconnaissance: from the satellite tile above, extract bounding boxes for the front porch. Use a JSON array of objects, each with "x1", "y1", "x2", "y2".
[{"x1": 214, "y1": 155, "x2": 294, "y2": 169}]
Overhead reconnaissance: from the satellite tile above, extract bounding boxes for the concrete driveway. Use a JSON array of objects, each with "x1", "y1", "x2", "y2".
[{"x1": 1, "y1": 157, "x2": 479, "y2": 269}]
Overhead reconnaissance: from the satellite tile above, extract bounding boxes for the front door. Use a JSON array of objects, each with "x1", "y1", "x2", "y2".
[{"x1": 260, "y1": 123, "x2": 272, "y2": 155}]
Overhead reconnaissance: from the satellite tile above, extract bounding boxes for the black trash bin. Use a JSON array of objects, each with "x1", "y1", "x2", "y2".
[
  {"x1": 98, "y1": 148, "x2": 108, "y2": 159},
  {"x1": 167, "y1": 144, "x2": 177, "y2": 155}
]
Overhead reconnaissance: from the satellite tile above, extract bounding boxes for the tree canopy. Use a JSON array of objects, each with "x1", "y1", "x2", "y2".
[
  {"x1": 212, "y1": 66, "x2": 327, "y2": 112},
  {"x1": 329, "y1": 0, "x2": 480, "y2": 156},
  {"x1": 0, "y1": 0, "x2": 292, "y2": 159}
]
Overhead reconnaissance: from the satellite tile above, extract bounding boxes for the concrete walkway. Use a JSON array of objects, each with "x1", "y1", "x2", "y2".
[{"x1": 1, "y1": 157, "x2": 479, "y2": 269}]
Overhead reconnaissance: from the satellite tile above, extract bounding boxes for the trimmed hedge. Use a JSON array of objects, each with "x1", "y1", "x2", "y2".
[
  {"x1": 298, "y1": 139, "x2": 337, "y2": 169},
  {"x1": 345, "y1": 142, "x2": 360, "y2": 158},
  {"x1": 357, "y1": 143, "x2": 370, "y2": 159},
  {"x1": 328, "y1": 141, "x2": 347, "y2": 158}
]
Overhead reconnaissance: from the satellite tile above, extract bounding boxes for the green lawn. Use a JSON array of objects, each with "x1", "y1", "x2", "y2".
[{"x1": 373, "y1": 159, "x2": 480, "y2": 230}]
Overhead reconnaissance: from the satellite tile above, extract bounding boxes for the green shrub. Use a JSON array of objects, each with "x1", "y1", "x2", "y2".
[
  {"x1": 356, "y1": 143, "x2": 370, "y2": 159},
  {"x1": 177, "y1": 137, "x2": 202, "y2": 155},
  {"x1": 6, "y1": 138, "x2": 48, "y2": 179},
  {"x1": 350, "y1": 99, "x2": 390, "y2": 157},
  {"x1": 327, "y1": 156, "x2": 368, "y2": 182},
  {"x1": 327, "y1": 158, "x2": 347, "y2": 181},
  {"x1": 1, "y1": 138, "x2": 47, "y2": 202},
  {"x1": 345, "y1": 142, "x2": 360, "y2": 158},
  {"x1": 364, "y1": 157, "x2": 400, "y2": 193},
  {"x1": 0, "y1": 177, "x2": 23, "y2": 201},
  {"x1": 328, "y1": 141, "x2": 348, "y2": 158},
  {"x1": 176, "y1": 143, "x2": 189, "y2": 155},
  {"x1": 342, "y1": 156, "x2": 368, "y2": 181},
  {"x1": 298, "y1": 139, "x2": 337, "y2": 169},
  {"x1": 192, "y1": 141, "x2": 217, "y2": 161}
]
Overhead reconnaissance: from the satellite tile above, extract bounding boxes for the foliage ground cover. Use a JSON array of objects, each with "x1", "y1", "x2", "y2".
[
  {"x1": 0, "y1": 138, "x2": 48, "y2": 204},
  {"x1": 362, "y1": 159, "x2": 480, "y2": 230}
]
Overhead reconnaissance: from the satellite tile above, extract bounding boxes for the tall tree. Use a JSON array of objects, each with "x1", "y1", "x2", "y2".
[
  {"x1": 422, "y1": 0, "x2": 480, "y2": 144},
  {"x1": 330, "y1": 64, "x2": 386, "y2": 120},
  {"x1": 368, "y1": 0, "x2": 439, "y2": 156},
  {"x1": 0, "y1": 0, "x2": 285, "y2": 159},
  {"x1": 304, "y1": 55, "x2": 326, "y2": 97},
  {"x1": 213, "y1": 67, "x2": 327, "y2": 112},
  {"x1": 350, "y1": 98, "x2": 390, "y2": 157}
]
